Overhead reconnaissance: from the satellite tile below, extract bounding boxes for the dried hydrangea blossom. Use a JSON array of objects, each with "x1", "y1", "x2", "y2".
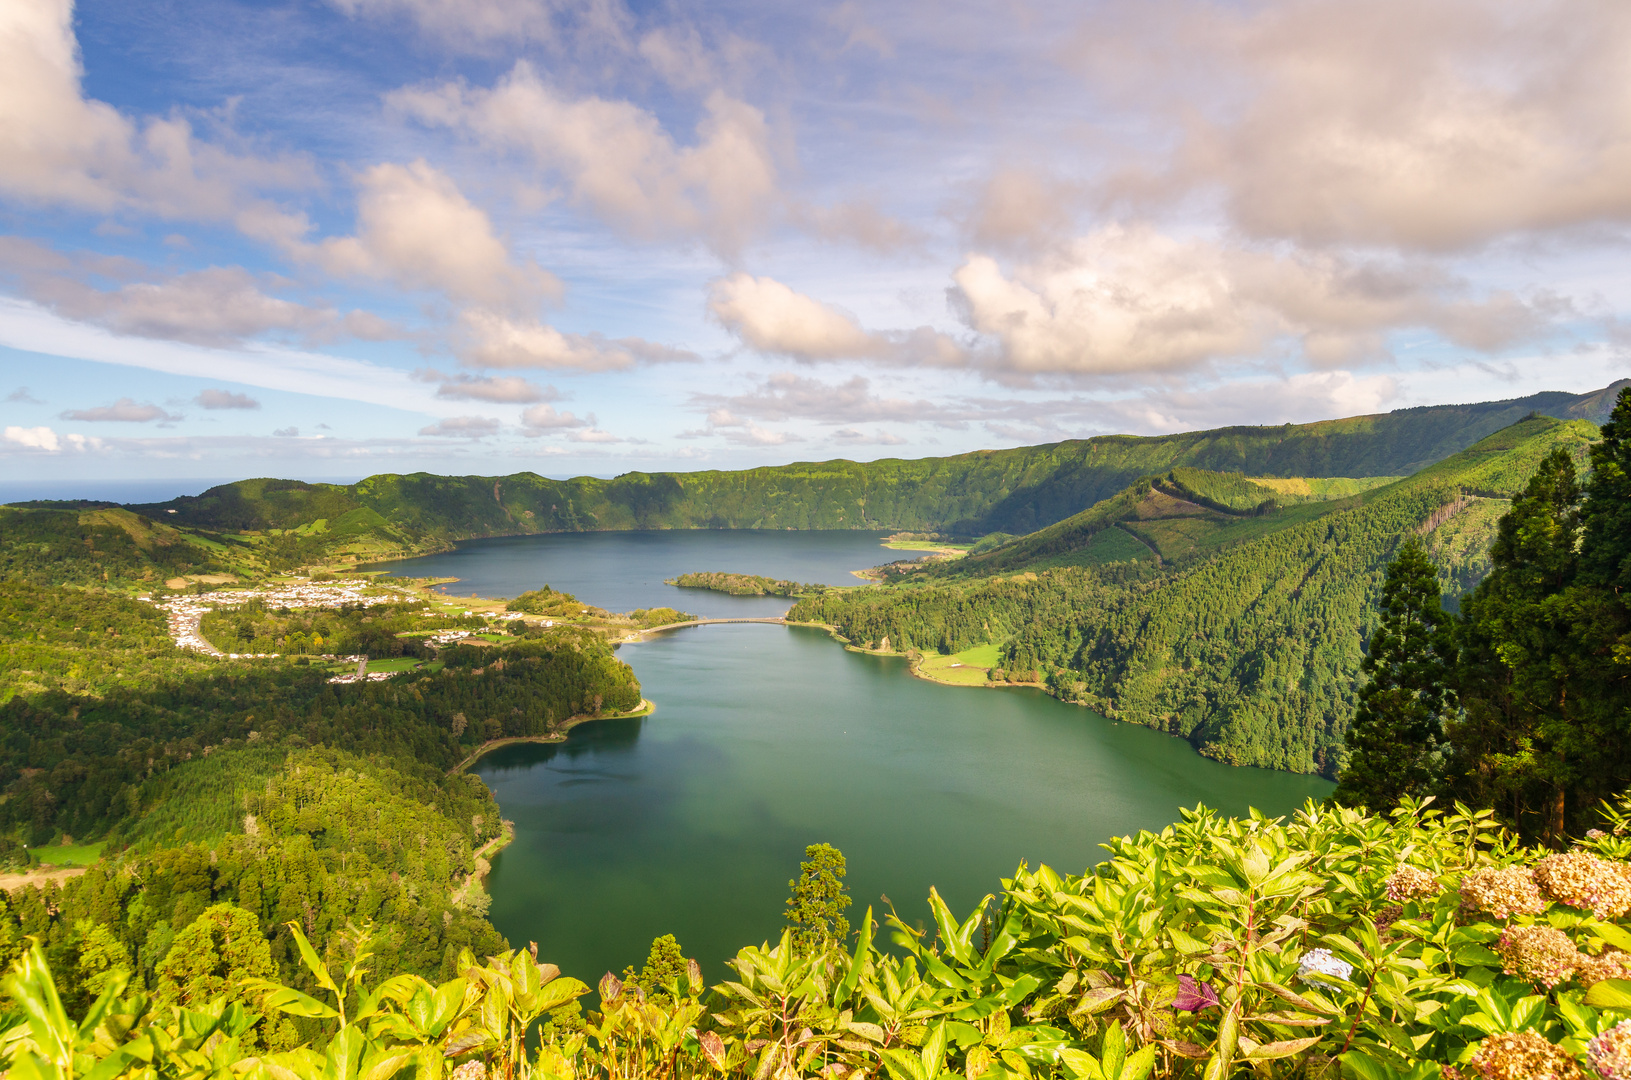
[
  {"x1": 1494, "y1": 925, "x2": 1581, "y2": 988},
  {"x1": 1466, "y1": 1031, "x2": 1583, "y2": 1080},
  {"x1": 449, "y1": 1063, "x2": 487, "y2": 1080},
  {"x1": 1459, "y1": 865, "x2": 1547, "y2": 920},
  {"x1": 1578, "y1": 949, "x2": 1631, "y2": 985},
  {"x1": 1589, "y1": 1019, "x2": 1631, "y2": 1080},
  {"x1": 1532, "y1": 852, "x2": 1631, "y2": 919},
  {"x1": 1386, "y1": 865, "x2": 1440, "y2": 903}
]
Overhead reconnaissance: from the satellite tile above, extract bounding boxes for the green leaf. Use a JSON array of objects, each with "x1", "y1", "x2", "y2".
[
  {"x1": 285, "y1": 923, "x2": 340, "y2": 997},
  {"x1": 1120, "y1": 1044, "x2": 1156, "y2": 1080},
  {"x1": 1101, "y1": 1020, "x2": 1125, "y2": 1079},
  {"x1": 1057, "y1": 1048, "x2": 1105, "y2": 1080},
  {"x1": 1586, "y1": 979, "x2": 1631, "y2": 1009},
  {"x1": 882, "y1": 1047, "x2": 929, "y2": 1080}
]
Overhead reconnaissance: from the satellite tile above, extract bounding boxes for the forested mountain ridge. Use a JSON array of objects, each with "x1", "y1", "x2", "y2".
[
  {"x1": 120, "y1": 382, "x2": 1626, "y2": 559},
  {"x1": 791, "y1": 415, "x2": 1599, "y2": 776}
]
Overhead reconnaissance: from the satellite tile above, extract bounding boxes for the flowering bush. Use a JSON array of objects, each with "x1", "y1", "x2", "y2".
[{"x1": 7, "y1": 794, "x2": 1631, "y2": 1078}]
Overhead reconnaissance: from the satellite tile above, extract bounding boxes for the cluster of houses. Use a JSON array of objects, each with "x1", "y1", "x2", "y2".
[{"x1": 143, "y1": 579, "x2": 397, "y2": 657}]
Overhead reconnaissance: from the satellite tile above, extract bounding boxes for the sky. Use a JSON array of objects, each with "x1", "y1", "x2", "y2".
[{"x1": 2, "y1": 0, "x2": 1629, "y2": 490}]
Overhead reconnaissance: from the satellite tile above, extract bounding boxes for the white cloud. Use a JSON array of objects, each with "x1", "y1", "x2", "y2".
[
  {"x1": 421, "y1": 371, "x2": 557, "y2": 403},
  {"x1": 4, "y1": 425, "x2": 59, "y2": 451},
  {"x1": 61, "y1": 397, "x2": 178, "y2": 422},
  {"x1": 950, "y1": 226, "x2": 1556, "y2": 376},
  {"x1": 195, "y1": 388, "x2": 260, "y2": 410},
  {"x1": 519, "y1": 402, "x2": 588, "y2": 431},
  {"x1": 457, "y1": 309, "x2": 692, "y2": 371},
  {"x1": 300, "y1": 161, "x2": 559, "y2": 311},
  {"x1": 708, "y1": 273, "x2": 965, "y2": 366},
  {"x1": 690, "y1": 372, "x2": 962, "y2": 427},
  {"x1": 419, "y1": 415, "x2": 502, "y2": 437},
  {"x1": 391, "y1": 64, "x2": 778, "y2": 257},
  {"x1": 1074, "y1": 0, "x2": 1631, "y2": 251},
  {"x1": 0, "y1": 238, "x2": 398, "y2": 348},
  {"x1": 0, "y1": 0, "x2": 312, "y2": 225}
]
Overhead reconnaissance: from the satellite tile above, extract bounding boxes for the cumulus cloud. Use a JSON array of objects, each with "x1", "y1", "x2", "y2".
[
  {"x1": 708, "y1": 273, "x2": 965, "y2": 366},
  {"x1": 302, "y1": 161, "x2": 559, "y2": 311},
  {"x1": 518, "y1": 402, "x2": 588, "y2": 432},
  {"x1": 6, "y1": 387, "x2": 43, "y2": 404},
  {"x1": 950, "y1": 226, "x2": 1557, "y2": 376},
  {"x1": 0, "y1": 0, "x2": 313, "y2": 225},
  {"x1": 458, "y1": 310, "x2": 693, "y2": 371},
  {"x1": 964, "y1": 168, "x2": 1082, "y2": 254},
  {"x1": 195, "y1": 388, "x2": 260, "y2": 409},
  {"x1": 1073, "y1": 0, "x2": 1631, "y2": 251},
  {"x1": 1, "y1": 425, "x2": 102, "y2": 453},
  {"x1": 61, "y1": 397, "x2": 179, "y2": 422},
  {"x1": 416, "y1": 369, "x2": 558, "y2": 403},
  {"x1": 391, "y1": 64, "x2": 778, "y2": 257},
  {"x1": 419, "y1": 415, "x2": 502, "y2": 438},
  {"x1": 4, "y1": 425, "x2": 59, "y2": 451},
  {"x1": 272, "y1": 426, "x2": 300, "y2": 437}
]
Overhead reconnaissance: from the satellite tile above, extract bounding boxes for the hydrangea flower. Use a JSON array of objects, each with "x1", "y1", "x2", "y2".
[
  {"x1": 1459, "y1": 866, "x2": 1547, "y2": 920},
  {"x1": 1466, "y1": 1031, "x2": 1582, "y2": 1080},
  {"x1": 1386, "y1": 865, "x2": 1440, "y2": 903},
  {"x1": 1578, "y1": 948, "x2": 1631, "y2": 986},
  {"x1": 1590, "y1": 1019, "x2": 1631, "y2": 1080},
  {"x1": 1296, "y1": 948, "x2": 1353, "y2": 987},
  {"x1": 1494, "y1": 924, "x2": 1580, "y2": 988},
  {"x1": 1533, "y1": 852, "x2": 1631, "y2": 919}
]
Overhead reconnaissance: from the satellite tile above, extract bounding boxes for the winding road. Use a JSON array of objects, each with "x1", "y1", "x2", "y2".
[{"x1": 632, "y1": 616, "x2": 788, "y2": 638}]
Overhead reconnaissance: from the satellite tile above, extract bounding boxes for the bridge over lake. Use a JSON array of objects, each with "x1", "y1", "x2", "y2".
[{"x1": 634, "y1": 616, "x2": 787, "y2": 638}]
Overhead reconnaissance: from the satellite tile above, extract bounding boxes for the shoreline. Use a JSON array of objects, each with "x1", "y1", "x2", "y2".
[
  {"x1": 784, "y1": 620, "x2": 1042, "y2": 691},
  {"x1": 448, "y1": 697, "x2": 656, "y2": 774}
]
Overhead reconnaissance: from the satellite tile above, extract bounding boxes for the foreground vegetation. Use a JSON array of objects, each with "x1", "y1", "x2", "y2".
[{"x1": 13, "y1": 797, "x2": 1631, "y2": 1078}]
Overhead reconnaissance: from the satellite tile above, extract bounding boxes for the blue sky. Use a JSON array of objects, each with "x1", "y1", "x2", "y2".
[{"x1": 1, "y1": 0, "x2": 1628, "y2": 487}]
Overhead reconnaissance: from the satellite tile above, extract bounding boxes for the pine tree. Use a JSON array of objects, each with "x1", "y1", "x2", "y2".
[
  {"x1": 784, "y1": 843, "x2": 851, "y2": 950},
  {"x1": 1334, "y1": 537, "x2": 1456, "y2": 810},
  {"x1": 1444, "y1": 448, "x2": 1583, "y2": 840}
]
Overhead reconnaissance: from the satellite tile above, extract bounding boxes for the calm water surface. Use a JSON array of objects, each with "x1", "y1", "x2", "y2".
[
  {"x1": 384, "y1": 531, "x2": 1333, "y2": 983},
  {"x1": 374, "y1": 529, "x2": 896, "y2": 617}
]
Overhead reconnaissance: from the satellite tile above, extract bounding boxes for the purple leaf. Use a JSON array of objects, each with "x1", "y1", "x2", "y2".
[{"x1": 1174, "y1": 974, "x2": 1220, "y2": 1012}]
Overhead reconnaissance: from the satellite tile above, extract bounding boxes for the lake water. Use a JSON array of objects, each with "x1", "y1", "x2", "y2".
[
  {"x1": 382, "y1": 531, "x2": 1333, "y2": 984},
  {"x1": 373, "y1": 529, "x2": 901, "y2": 617}
]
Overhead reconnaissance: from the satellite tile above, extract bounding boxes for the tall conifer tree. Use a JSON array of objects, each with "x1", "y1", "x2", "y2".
[{"x1": 1334, "y1": 537, "x2": 1456, "y2": 810}]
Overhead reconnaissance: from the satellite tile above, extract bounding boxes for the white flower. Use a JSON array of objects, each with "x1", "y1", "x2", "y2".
[{"x1": 1296, "y1": 948, "x2": 1353, "y2": 987}]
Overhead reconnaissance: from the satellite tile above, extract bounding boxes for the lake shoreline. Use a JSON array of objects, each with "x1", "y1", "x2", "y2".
[
  {"x1": 449, "y1": 697, "x2": 656, "y2": 774},
  {"x1": 784, "y1": 620, "x2": 1043, "y2": 691}
]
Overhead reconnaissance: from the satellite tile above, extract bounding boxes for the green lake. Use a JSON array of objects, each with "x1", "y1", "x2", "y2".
[{"x1": 382, "y1": 531, "x2": 1334, "y2": 984}]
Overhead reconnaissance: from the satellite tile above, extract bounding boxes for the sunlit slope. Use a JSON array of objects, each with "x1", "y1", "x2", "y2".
[
  {"x1": 791, "y1": 416, "x2": 1599, "y2": 776},
  {"x1": 130, "y1": 382, "x2": 1624, "y2": 543}
]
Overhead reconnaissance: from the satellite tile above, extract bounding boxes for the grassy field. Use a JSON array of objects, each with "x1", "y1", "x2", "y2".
[
  {"x1": 916, "y1": 642, "x2": 1004, "y2": 685},
  {"x1": 33, "y1": 841, "x2": 104, "y2": 867}
]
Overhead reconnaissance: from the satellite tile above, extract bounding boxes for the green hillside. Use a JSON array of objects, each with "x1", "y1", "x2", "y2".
[
  {"x1": 124, "y1": 383, "x2": 1626, "y2": 560},
  {"x1": 791, "y1": 415, "x2": 1600, "y2": 777}
]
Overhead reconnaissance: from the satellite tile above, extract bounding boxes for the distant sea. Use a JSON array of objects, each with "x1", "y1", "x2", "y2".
[{"x1": 0, "y1": 478, "x2": 352, "y2": 505}]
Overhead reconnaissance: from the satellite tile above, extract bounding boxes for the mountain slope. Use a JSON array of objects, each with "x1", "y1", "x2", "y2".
[
  {"x1": 790, "y1": 415, "x2": 1600, "y2": 776},
  {"x1": 129, "y1": 382, "x2": 1626, "y2": 551}
]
